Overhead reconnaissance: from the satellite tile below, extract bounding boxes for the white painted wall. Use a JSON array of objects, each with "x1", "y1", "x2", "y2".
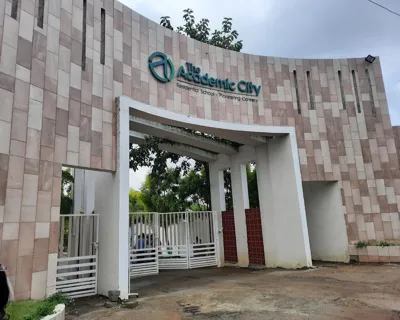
[
  {"x1": 95, "y1": 171, "x2": 119, "y2": 297},
  {"x1": 256, "y1": 134, "x2": 312, "y2": 268},
  {"x1": 303, "y1": 181, "x2": 350, "y2": 262}
]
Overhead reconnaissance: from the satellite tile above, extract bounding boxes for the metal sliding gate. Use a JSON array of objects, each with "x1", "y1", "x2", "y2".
[
  {"x1": 129, "y1": 211, "x2": 218, "y2": 280},
  {"x1": 56, "y1": 214, "x2": 99, "y2": 299}
]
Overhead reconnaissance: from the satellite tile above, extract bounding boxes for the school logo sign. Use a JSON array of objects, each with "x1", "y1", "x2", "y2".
[
  {"x1": 148, "y1": 52, "x2": 175, "y2": 83},
  {"x1": 148, "y1": 51, "x2": 261, "y2": 98}
]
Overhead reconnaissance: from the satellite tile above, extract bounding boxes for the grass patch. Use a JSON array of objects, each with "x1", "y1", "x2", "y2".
[{"x1": 6, "y1": 292, "x2": 72, "y2": 320}]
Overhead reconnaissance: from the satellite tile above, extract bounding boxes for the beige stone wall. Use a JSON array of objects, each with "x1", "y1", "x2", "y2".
[{"x1": 0, "y1": 0, "x2": 399, "y2": 300}]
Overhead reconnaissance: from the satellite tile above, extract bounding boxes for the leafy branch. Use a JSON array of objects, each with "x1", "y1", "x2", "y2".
[{"x1": 160, "y1": 9, "x2": 243, "y2": 52}]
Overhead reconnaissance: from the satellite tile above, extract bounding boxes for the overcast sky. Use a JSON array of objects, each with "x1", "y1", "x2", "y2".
[{"x1": 120, "y1": 0, "x2": 400, "y2": 190}]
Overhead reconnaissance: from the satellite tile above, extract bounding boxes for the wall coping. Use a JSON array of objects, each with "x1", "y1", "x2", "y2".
[{"x1": 41, "y1": 304, "x2": 65, "y2": 320}]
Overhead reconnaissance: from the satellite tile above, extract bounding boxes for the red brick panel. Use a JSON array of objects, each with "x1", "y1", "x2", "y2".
[
  {"x1": 221, "y1": 210, "x2": 238, "y2": 263},
  {"x1": 245, "y1": 208, "x2": 265, "y2": 266}
]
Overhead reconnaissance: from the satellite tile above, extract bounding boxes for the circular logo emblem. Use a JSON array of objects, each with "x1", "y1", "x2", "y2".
[{"x1": 148, "y1": 52, "x2": 175, "y2": 83}]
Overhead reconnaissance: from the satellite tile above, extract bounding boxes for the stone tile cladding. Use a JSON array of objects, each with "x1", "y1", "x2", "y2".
[
  {"x1": 0, "y1": 0, "x2": 399, "y2": 300},
  {"x1": 245, "y1": 208, "x2": 265, "y2": 266}
]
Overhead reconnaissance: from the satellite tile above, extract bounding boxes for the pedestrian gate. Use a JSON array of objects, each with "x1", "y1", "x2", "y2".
[{"x1": 56, "y1": 214, "x2": 99, "y2": 299}]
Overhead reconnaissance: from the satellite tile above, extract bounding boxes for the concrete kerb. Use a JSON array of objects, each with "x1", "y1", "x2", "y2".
[{"x1": 41, "y1": 304, "x2": 65, "y2": 320}]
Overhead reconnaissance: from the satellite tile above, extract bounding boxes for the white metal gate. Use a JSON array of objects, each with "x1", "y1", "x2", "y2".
[
  {"x1": 158, "y1": 211, "x2": 218, "y2": 270},
  {"x1": 56, "y1": 214, "x2": 99, "y2": 299},
  {"x1": 129, "y1": 212, "x2": 159, "y2": 278},
  {"x1": 158, "y1": 212, "x2": 189, "y2": 269},
  {"x1": 128, "y1": 211, "x2": 218, "y2": 285}
]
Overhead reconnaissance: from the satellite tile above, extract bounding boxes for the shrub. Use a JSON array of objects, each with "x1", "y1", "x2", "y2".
[
  {"x1": 378, "y1": 241, "x2": 393, "y2": 247},
  {"x1": 355, "y1": 241, "x2": 370, "y2": 248}
]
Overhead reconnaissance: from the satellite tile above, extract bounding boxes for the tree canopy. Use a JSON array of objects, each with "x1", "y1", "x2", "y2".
[
  {"x1": 138, "y1": 168, "x2": 210, "y2": 213},
  {"x1": 129, "y1": 189, "x2": 145, "y2": 212},
  {"x1": 160, "y1": 9, "x2": 243, "y2": 52}
]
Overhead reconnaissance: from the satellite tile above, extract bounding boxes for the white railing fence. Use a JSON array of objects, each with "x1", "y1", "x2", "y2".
[{"x1": 56, "y1": 214, "x2": 99, "y2": 299}]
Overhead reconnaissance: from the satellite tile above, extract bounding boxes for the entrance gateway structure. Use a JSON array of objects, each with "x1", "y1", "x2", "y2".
[{"x1": 1, "y1": 0, "x2": 400, "y2": 301}]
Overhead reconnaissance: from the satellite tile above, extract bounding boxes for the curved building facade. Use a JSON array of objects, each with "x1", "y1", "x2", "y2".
[{"x1": 0, "y1": 0, "x2": 399, "y2": 300}]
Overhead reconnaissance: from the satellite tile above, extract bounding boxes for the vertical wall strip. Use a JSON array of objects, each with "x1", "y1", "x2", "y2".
[
  {"x1": 37, "y1": 0, "x2": 45, "y2": 28},
  {"x1": 100, "y1": 8, "x2": 106, "y2": 65},
  {"x1": 338, "y1": 70, "x2": 346, "y2": 109},
  {"x1": 351, "y1": 70, "x2": 361, "y2": 113},
  {"x1": 365, "y1": 69, "x2": 377, "y2": 117},
  {"x1": 82, "y1": 0, "x2": 87, "y2": 70},
  {"x1": 306, "y1": 71, "x2": 315, "y2": 110},
  {"x1": 293, "y1": 70, "x2": 301, "y2": 114},
  {"x1": 11, "y1": 0, "x2": 18, "y2": 19}
]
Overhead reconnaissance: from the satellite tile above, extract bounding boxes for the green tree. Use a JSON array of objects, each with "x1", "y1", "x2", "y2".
[
  {"x1": 160, "y1": 9, "x2": 243, "y2": 52},
  {"x1": 60, "y1": 168, "x2": 74, "y2": 215},
  {"x1": 223, "y1": 164, "x2": 259, "y2": 211},
  {"x1": 140, "y1": 170, "x2": 188, "y2": 213},
  {"x1": 129, "y1": 189, "x2": 145, "y2": 212}
]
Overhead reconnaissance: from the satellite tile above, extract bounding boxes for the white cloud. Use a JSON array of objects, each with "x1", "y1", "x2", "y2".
[{"x1": 129, "y1": 167, "x2": 149, "y2": 190}]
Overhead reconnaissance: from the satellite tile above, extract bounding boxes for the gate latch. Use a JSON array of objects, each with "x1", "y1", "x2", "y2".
[{"x1": 92, "y1": 242, "x2": 99, "y2": 249}]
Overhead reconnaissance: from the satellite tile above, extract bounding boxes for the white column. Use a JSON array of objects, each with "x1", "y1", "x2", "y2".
[
  {"x1": 230, "y1": 161, "x2": 249, "y2": 267},
  {"x1": 209, "y1": 163, "x2": 226, "y2": 267},
  {"x1": 96, "y1": 98, "x2": 130, "y2": 299},
  {"x1": 256, "y1": 134, "x2": 312, "y2": 269},
  {"x1": 209, "y1": 164, "x2": 226, "y2": 212}
]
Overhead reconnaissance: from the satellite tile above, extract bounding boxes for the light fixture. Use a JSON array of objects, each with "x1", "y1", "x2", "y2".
[{"x1": 365, "y1": 55, "x2": 376, "y2": 64}]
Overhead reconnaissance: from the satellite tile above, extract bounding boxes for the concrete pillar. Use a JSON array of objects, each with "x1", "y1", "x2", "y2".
[
  {"x1": 96, "y1": 98, "x2": 130, "y2": 299},
  {"x1": 256, "y1": 135, "x2": 312, "y2": 268},
  {"x1": 209, "y1": 163, "x2": 226, "y2": 267},
  {"x1": 209, "y1": 164, "x2": 226, "y2": 213},
  {"x1": 230, "y1": 161, "x2": 249, "y2": 267}
]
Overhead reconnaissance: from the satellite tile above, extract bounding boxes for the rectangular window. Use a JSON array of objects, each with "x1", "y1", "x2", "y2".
[
  {"x1": 293, "y1": 70, "x2": 301, "y2": 114},
  {"x1": 100, "y1": 8, "x2": 105, "y2": 65},
  {"x1": 351, "y1": 70, "x2": 361, "y2": 113},
  {"x1": 37, "y1": 0, "x2": 44, "y2": 28},
  {"x1": 365, "y1": 69, "x2": 376, "y2": 117},
  {"x1": 11, "y1": 0, "x2": 18, "y2": 19},
  {"x1": 338, "y1": 70, "x2": 346, "y2": 109},
  {"x1": 82, "y1": 0, "x2": 87, "y2": 70},
  {"x1": 306, "y1": 70, "x2": 315, "y2": 110}
]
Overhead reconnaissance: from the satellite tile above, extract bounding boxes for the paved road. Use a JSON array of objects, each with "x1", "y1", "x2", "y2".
[{"x1": 66, "y1": 263, "x2": 400, "y2": 319}]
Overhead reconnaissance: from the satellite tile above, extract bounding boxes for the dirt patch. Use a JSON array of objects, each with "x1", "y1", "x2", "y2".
[{"x1": 66, "y1": 264, "x2": 400, "y2": 320}]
